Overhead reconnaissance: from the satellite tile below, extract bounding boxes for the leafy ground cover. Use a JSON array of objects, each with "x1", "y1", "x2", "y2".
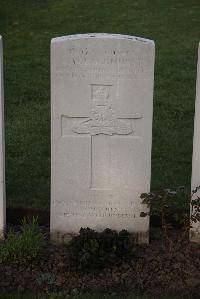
[
  {"x1": 0, "y1": 227, "x2": 199, "y2": 297},
  {"x1": 0, "y1": 0, "x2": 200, "y2": 208},
  {"x1": 0, "y1": 204, "x2": 199, "y2": 297},
  {"x1": 0, "y1": 294, "x2": 191, "y2": 299}
]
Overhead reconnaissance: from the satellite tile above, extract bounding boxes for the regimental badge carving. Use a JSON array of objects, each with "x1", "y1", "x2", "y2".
[{"x1": 72, "y1": 84, "x2": 133, "y2": 136}]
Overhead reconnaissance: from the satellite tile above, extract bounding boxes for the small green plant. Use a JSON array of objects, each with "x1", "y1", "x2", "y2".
[
  {"x1": 140, "y1": 187, "x2": 190, "y2": 224},
  {"x1": 140, "y1": 187, "x2": 200, "y2": 251},
  {"x1": 0, "y1": 216, "x2": 44, "y2": 264},
  {"x1": 140, "y1": 187, "x2": 200, "y2": 225},
  {"x1": 69, "y1": 227, "x2": 136, "y2": 270},
  {"x1": 36, "y1": 272, "x2": 56, "y2": 292}
]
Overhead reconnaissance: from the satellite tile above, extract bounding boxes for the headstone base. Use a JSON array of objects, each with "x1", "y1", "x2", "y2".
[{"x1": 50, "y1": 230, "x2": 149, "y2": 244}]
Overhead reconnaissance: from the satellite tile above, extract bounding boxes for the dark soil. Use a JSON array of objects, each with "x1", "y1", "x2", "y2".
[{"x1": 0, "y1": 227, "x2": 199, "y2": 298}]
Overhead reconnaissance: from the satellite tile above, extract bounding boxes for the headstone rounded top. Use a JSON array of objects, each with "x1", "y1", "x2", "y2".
[{"x1": 51, "y1": 33, "x2": 154, "y2": 45}]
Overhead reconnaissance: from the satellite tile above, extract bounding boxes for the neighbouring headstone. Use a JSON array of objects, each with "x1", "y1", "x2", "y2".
[
  {"x1": 51, "y1": 33, "x2": 155, "y2": 243},
  {"x1": 0, "y1": 36, "x2": 5, "y2": 239},
  {"x1": 191, "y1": 43, "x2": 200, "y2": 243}
]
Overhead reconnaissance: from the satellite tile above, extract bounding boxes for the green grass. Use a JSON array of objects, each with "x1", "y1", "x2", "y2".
[
  {"x1": 0, "y1": 217, "x2": 43, "y2": 263},
  {"x1": 0, "y1": 0, "x2": 200, "y2": 208}
]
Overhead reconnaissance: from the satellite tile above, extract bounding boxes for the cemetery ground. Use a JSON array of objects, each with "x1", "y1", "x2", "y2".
[
  {"x1": 0, "y1": 0, "x2": 200, "y2": 298},
  {"x1": 0, "y1": 205, "x2": 199, "y2": 297},
  {"x1": 0, "y1": 295, "x2": 192, "y2": 299}
]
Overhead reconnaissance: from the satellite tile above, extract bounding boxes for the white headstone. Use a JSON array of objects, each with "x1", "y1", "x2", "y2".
[
  {"x1": 51, "y1": 33, "x2": 155, "y2": 243},
  {"x1": 0, "y1": 36, "x2": 5, "y2": 239},
  {"x1": 191, "y1": 43, "x2": 200, "y2": 243}
]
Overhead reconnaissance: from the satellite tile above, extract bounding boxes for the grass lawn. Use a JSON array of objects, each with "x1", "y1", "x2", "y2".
[{"x1": 0, "y1": 0, "x2": 200, "y2": 208}]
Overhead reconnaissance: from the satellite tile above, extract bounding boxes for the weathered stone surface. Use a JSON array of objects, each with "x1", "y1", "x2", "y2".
[
  {"x1": 0, "y1": 36, "x2": 5, "y2": 239},
  {"x1": 191, "y1": 43, "x2": 200, "y2": 243},
  {"x1": 51, "y1": 33, "x2": 155, "y2": 243}
]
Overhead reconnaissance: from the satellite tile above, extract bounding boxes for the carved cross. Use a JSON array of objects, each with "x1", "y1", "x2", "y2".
[{"x1": 62, "y1": 84, "x2": 142, "y2": 189}]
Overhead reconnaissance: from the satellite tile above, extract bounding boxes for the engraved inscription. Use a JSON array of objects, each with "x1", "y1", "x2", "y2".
[
  {"x1": 55, "y1": 46, "x2": 147, "y2": 80},
  {"x1": 62, "y1": 212, "x2": 136, "y2": 218},
  {"x1": 55, "y1": 199, "x2": 139, "y2": 219},
  {"x1": 72, "y1": 85, "x2": 133, "y2": 136}
]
